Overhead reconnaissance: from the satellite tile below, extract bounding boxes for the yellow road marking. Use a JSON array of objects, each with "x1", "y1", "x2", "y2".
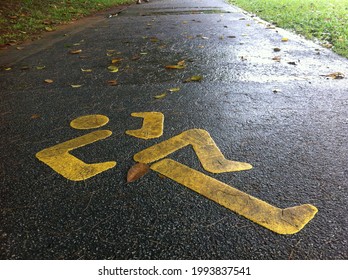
[
  {"x1": 151, "y1": 159, "x2": 318, "y2": 234},
  {"x1": 134, "y1": 129, "x2": 252, "y2": 173},
  {"x1": 126, "y1": 112, "x2": 164, "y2": 139},
  {"x1": 70, "y1": 114, "x2": 109, "y2": 130},
  {"x1": 36, "y1": 130, "x2": 116, "y2": 181}
]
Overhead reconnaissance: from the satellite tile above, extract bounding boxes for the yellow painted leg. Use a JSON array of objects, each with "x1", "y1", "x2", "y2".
[
  {"x1": 126, "y1": 112, "x2": 164, "y2": 139},
  {"x1": 134, "y1": 129, "x2": 252, "y2": 173},
  {"x1": 36, "y1": 130, "x2": 116, "y2": 181},
  {"x1": 151, "y1": 159, "x2": 318, "y2": 234}
]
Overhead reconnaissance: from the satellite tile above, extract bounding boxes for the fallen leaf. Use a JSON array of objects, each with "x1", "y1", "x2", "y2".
[
  {"x1": 107, "y1": 65, "x2": 119, "y2": 72},
  {"x1": 273, "y1": 47, "x2": 281, "y2": 52},
  {"x1": 70, "y1": 49, "x2": 82, "y2": 54},
  {"x1": 71, "y1": 84, "x2": 82, "y2": 88},
  {"x1": 184, "y1": 75, "x2": 202, "y2": 83},
  {"x1": 165, "y1": 64, "x2": 185, "y2": 69},
  {"x1": 165, "y1": 59, "x2": 186, "y2": 69},
  {"x1": 281, "y1": 37, "x2": 288, "y2": 42},
  {"x1": 36, "y1": 66, "x2": 46, "y2": 70},
  {"x1": 16, "y1": 46, "x2": 24, "y2": 50},
  {"x1": 168, "y1": 87, "x2": 180, "y2": 92},
  {"x1": 321, "y1": 72, "x2": 345, "y2": 79},
  {"x1": 81, "y1": 68, "x2": 92, "y2": 72},
  {"x1": 45, "y1": 27, "x2": 54, "y2": 32},
  {"x1": 272, "y1": 56, "x2": 281, "y2": 62},
  {"x1": 154, "y1": 93, "x2": 167, "y2": 99},
  {"x1": 266, "y1": 24, "x2": 276, "y2": 29},
  {"x1": 31, "y1": 114, "x2": 41, "y2": 119},
  {"x1": 44, "y1": 79, "x2": 53, "y2": 83},
  {"x1": 107, "y1": 80, "x2": 118, "y2": 86},
  {"x1": 4, "y1": 67, "x2": 12, "y2": 71},
  {"x1": 111, "y1": 58, "x2": 123, "y2": 64},
  {"x1": 150, "y1": 37, "x2": 159, "y2": 42},
  {"x1": 127, "y1": 162, "x2": 150, "y2": 183},
  {"x1": 177, "y1": 60, "x2": 185, "y2": 66}
]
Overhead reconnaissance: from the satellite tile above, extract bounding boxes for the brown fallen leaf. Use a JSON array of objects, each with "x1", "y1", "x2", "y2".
[
  {"x1": 31, "y1": 114, "x2": 41, "y2": 119},
  {"x1": 107, "y1": 80, "x2": 118, "y2": 86},
  {"x1": 272, "y1": 56, "x2": 281, "y2": 62},
  {"x1": 165, "y1": 64, "x2": 185, "y2": 69},
  {"x1": 44, "y1": 79, "x2": 54, "y2": 83},
  {"x1": 69, "y1": 49, "x2": 82, "y2": 54},
  {"x1": 321, "y1": 72, "x2": 345, "y2": 79},
  {"x1": 127, "y1": 162, "x2": 150, "y2": 183},
  {"x1": 111, "y1": 58, "x2": 123, "y2": 64},
  {"x1": 184, "y1": 75, "x2": 202, "y2": 83},
  {"x1": 273, "y1": 47, "x2": 281, "y2": 52}
]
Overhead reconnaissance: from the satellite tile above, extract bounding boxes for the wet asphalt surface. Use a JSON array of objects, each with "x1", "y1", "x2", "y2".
[{"x1": 0, "y1": 0, "x2": 347, "y2": 260}]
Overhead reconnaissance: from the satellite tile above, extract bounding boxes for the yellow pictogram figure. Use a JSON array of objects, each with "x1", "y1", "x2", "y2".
[
  {"x1": 133, "y1": 128, "x2": 317, "y2": 234},
  {"x1": 36, "y1": 115, "x2": 116, "y2": 181},
  {"x1": 151, "y1": 159, "x2": 318, "y2": 235},
  {"x1": 126, "y1": 112, "x2": 164, "y2": 140},
  {"x1": 134, "y1": 129, "x2": 252, "y2": 173}
]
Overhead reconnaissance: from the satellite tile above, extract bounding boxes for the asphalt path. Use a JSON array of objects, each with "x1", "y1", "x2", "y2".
[{"x1": 1, "y1": 0, "x2": 347, "y2": 259}]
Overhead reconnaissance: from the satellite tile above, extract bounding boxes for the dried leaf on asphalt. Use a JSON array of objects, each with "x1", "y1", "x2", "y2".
[
  {"x1": 111, "y1": 58, "x2": 123, "y2": 64},
  {"x1": 107, "y1": 80, "x2": 118, "y2": 86},
  {"x1": 36, "y1": 66, "x2": 46, "y2": 70},
  {"x1": 107, "y1": 65, "x2": 119, "y2": 72},
  {"x1": 70, "y1": 49, "x2": 82, "y2": 54},
  {"x1": 31, "y1": 114, "x2": 41, "y2": 119},
  {"x1": 127, "y1": 162, "x2": 150, "y2": 183},
  {"x1": 71, "y1": 84, "x2": 82, "y2": 88},
  {"x1": 184, "y1": 75, "x2": 202, "y2": 83},
  {"x1": 154, "y1": 93, "x2": 167, "y2": 99},
  {"x1": 321, "y1": 72, "x2": 345, "y2": 79},
  {"x1": 168, "y1": 87, "x2": 180, "y2": 92},
  {"x1": 81, "y1": 68, "x2": 92, "y2": 72},
  {"x1": 165, "y1": 64, "x2": 185, "y2": 69},
  {"x1": 44, "y1": 79, "x2": 53, "y2": 83},
  {"x1": 165, "y1": 60, "x2": 186, "y2": 69}
]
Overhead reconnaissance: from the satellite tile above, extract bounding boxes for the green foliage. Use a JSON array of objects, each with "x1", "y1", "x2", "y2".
[
  {"x1": 0, "y1": 0, "x2": 133, "y2": 45},
  {"x1": 229, "y1": 0, "x2": 348, "y2": 58}
]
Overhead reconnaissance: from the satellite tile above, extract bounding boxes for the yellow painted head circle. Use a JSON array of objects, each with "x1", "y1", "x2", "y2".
[{"x1": 70, "y1": 114, "x2": 109, "y2": 130}]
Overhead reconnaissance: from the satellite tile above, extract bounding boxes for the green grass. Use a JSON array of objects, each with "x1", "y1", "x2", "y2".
[
  {"x1": 229, "y1": 0, "x2": 348, "y2": 58},
  {"x1": 0, "y1": 0, "x2": 134, "y2": 45}
]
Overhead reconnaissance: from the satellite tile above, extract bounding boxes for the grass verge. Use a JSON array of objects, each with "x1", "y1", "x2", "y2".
[
  {"x1": 229, "y1": 0, "x2": 348, "y2": 58},
  {"x1": 0, "y1": 0, "x2": 134, "y2": 46}
]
